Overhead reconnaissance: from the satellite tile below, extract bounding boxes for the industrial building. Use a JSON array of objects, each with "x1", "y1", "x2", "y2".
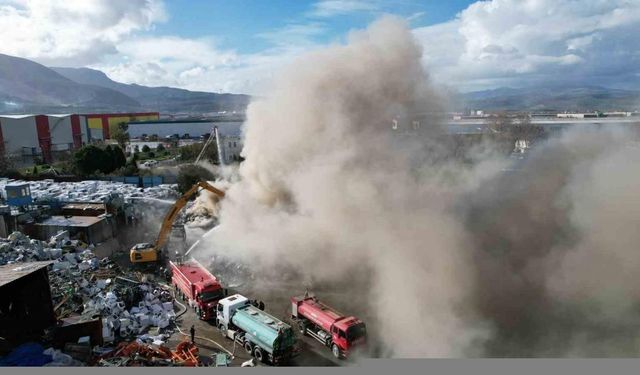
[
  {"x1": 0, "y1": 114, "x2": 88, "y2": 166},
  {"x1": 128, "y1": 117, "x2": 244, "y2": 164},
  {"x1": 0, "y1": 261, "x2": 56, "y2": 343},
  {"x1": 85, "y1": 112, "x2": 159, "y2": 141},
  {"x1": 0, "y1": 112, "x2": 158, "y2": 167}
]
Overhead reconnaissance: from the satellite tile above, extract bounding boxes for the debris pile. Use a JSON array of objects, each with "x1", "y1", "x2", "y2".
[
  {"x1": 97, "y1": 340, "x2": 200, "y2": 367},
  {"x1": 0, "y1": 230, "x2": 178, "y2": 344},
  {"x1": 0, "y1": 231, "x2": 89, "y2": 266},
  {"x1": 0, "y1": 178, "x2": 178, "y2": 204}
]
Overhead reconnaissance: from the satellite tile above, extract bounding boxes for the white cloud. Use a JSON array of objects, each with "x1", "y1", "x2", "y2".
[
  {"x1": 0, "y1": 0, "x2": 166, "y2": 66},
  {"x1": 1, "y1": 0, "x2": 638, "y2": 95},
  {"x1": 414, "y1": 0, "x2": 640, "y2": 91},
  {"x1": 309, "y1": 0, "x2": 379, "y2": 17}
]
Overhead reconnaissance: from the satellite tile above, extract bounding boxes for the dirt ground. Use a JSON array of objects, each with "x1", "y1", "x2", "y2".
[{"x1": 112, "y1": 235, "x2": 358, "y2": 366}]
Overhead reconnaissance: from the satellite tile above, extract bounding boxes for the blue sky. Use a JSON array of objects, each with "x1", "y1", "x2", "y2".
[
  {"x1": 153, "y1": 1, "x2": 475, "y2": 54},
  {"x1": 0, "y1": 0, "x2": 638, "y2": 94}
]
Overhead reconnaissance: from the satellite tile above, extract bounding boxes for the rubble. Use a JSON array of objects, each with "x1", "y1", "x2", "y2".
[
  {"x1": 96, "y1": 340, "x2": 200, "y2": 367},
  {"x1": 0, "y1": 178, "x2": 178, "y2": 204},
  {"x1": 0, "y1": 229, "x2": 180, "y2": 362}
]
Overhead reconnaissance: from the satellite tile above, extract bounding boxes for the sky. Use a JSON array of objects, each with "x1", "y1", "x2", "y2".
[{"x1": 0, "y1": 0, "x2": 638, "y2": 94}]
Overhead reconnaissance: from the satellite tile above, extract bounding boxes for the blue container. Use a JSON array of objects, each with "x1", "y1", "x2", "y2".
[
  {"x1": 124, "y1": 176, "x2": 140, "y2": 185},
  {"x1": 5, "y1": 183, "x2": 33, "y2": 206},
  {"x1": 142, "y1": 176, "x2": 163, "y2": 187}
]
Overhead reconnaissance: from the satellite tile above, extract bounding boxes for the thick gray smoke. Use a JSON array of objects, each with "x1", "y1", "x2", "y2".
[
  {"x1": 206, "y1": 16, "x2": 488, "y2": 357},
  {"x1": 200, "y1": 16, "x2": 640, "y2": 357}
]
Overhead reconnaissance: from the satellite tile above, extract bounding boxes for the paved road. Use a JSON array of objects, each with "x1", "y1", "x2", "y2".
[{"x1": 166, "y1": 286, "x2": 343, "y2": 367}]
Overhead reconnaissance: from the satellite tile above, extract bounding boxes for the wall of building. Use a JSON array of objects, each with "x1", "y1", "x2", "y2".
[
  {"x1": 0, "y1": 116, "x2": 39, "y2": 154},
  {"x1": 84, "y1": 112, "x2": 160, "y2": 140},
  {"x1": 219, "y1": 135, "x2": 243, "y2": 163},
  {"x1": 128, "y1": 120, "x2": 242, "y2": 139},
  {"x1": 48, "y1": 115, "x2": 90, "y2": 150}
]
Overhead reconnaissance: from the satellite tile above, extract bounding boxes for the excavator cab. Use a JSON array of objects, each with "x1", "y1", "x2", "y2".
[
  {"x1": 130, "y1": 242, "x2": 159, "y2": 263},
  {"x1": 128, "y1": 181, "x2": 225, "y2": 266}
]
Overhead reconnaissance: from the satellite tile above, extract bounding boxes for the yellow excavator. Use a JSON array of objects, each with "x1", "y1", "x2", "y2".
[{"x1": 129, "y1": 181, "x2": 226, "y2": 264}]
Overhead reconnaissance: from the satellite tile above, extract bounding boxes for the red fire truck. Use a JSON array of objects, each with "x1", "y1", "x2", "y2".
[
  {"x1": 170, "y1": 259, "x2": 226, "y2": 321},
  {"x1": 291, "y1": 293, "x2": 367, "y2": 359}
]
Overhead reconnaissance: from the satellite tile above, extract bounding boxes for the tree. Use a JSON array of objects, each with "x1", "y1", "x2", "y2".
[
  {"x1": 177, "y1": 164, "x2": 215, "y2": 194},
  {"x1": 142, "y1": 145, "x2": 151, "y2": 153},
  {"x1": 111, "y1": 122, "x2": 129, "y2": 149},
  {"x1": 107, "y1": 145, "x2": 126, "y2": 171},
  {"x1": 73, "y1": 144, "x2": 126, "y2": 176},
  {"x1": 178, "y1": 142, "x2": 218, "y2": 164},
  {"x1": 157, "y1": 144, "x2": 165, "y2": 152}
]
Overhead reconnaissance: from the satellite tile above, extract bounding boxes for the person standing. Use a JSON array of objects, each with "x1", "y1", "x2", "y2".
[{"x1": 190, "y1": 325, "x2": 195, "y2": 344}]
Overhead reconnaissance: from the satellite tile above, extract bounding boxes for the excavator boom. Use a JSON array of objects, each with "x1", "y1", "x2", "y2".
[
  {"x1": 154, "y1": 181, "x2": 225, "y2": 251},
  {"x1": 130, "y1": 181, "x2": 225, "y2": 264}
]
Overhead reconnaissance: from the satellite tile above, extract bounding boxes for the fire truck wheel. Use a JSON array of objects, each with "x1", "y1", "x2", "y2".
[
  {"x1": 332, "y1": 344, "x2": 341, "y2": 359},
  {"x1": 244, "y1": 340, "x2": 253, "y2": 354},
  {"x1": 254, "y1": 347, "x2": 264, "y2": 362}
]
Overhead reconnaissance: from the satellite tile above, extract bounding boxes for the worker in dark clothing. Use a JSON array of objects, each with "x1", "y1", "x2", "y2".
[
  {"x1": 258, "y1": 301, "x2": 265, "y2": 311},
  {"x1": 190, "y1": 325, "x2": 195, "y2": 344}
]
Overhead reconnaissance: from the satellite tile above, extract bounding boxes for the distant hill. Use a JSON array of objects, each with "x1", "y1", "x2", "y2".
[
  {"x1": 458, "y1": 85, "x2": 640, "y2": 111},
  {"x1": 0, "y1": 53, "x2": 140, "y2": 113},
  {"x1": 52, "y1": 67, "x2": 250, "y2": 113},
  {"x1": 0, "y1": 53, "x2": 250, "y2": 114}
]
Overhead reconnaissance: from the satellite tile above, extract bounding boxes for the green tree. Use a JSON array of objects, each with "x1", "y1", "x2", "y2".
[
  {"x1": 73, "y1": 144, "x2": 126, "y2": 176},
  {"x1": 157, "y1": 143, "x2": 165, "y2": 152},
  {"x1": 178, "y1": 142, "x2": 218, "y2": 164},
  {"x1": 111, "y1": 122, "x2": 129, "y2": 149},
  {"x1": 177, "y1": 164, "x2": 215, "y2": 194},
  {"x1": 107, "y1": 145, "x2": 126, "y2": 171},
  {"x1": 142, "y1": 145, "x2": 151, "y2": 153},
  {"x1": 73, "y1": 145, "x2": 104, "y2": 175}
]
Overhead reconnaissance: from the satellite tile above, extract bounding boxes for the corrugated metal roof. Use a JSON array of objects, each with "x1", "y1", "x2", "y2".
[
  {"x1": 37, "y1": 215, "x2": 104, "y2": 228},
  {"x1": 0, "y1": 114, "x2": 74, "y2": 119},
  {"x1": 0, "y1": 261, "x2": 53, "y2": 288}
]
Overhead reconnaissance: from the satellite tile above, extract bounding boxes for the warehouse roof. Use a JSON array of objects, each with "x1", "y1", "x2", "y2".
[
  {"x1": 0, "y1": 261, "x2": 53, "y2": 288},
  {"x1": 37, "y1": 215, "x2": 105, "y2": 228}
]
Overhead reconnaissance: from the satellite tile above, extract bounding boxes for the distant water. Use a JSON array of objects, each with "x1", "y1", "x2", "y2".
[{"x1": 129, "y1": 121, "x2": 243, "y2": 138}]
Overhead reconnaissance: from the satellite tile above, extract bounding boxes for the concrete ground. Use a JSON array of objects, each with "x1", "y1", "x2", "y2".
[{"x1": 164, "y1": 283, "x2": 344, "y2": 367}]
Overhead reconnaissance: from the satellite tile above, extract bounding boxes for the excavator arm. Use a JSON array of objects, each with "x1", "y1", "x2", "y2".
[{"x1": 154, "y1": 181, "x2": 225, "y2": 252}]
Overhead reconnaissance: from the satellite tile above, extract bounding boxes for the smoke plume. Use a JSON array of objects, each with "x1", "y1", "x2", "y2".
[{"x1": 199, "y1": 16, "x2": 640, "y2": 357}]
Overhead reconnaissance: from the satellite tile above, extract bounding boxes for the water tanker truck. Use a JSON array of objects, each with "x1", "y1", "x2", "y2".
[
  {"x1": 217, "y1": 294, "x2": 296, "y2": 365},
  {"x1": 291, "y1": 293, "x2": 367, "y2": 358},
  {"x1": 170, "y1": 259, "x2": 226, "y2": 320}
]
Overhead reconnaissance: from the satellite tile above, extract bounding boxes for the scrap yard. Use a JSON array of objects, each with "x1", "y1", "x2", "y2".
[{"x1": 0, "y1": 177, "x2": 362, "y2": 367}]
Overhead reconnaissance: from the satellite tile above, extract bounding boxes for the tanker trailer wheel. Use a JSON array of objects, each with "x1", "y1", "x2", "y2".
[
  {"x1": 331, "y1": 344, "x2": 341, "y2": 359},
  {"x1": 253, "y1": 347, "x2": 264, "y2": 363},
  {"x1": 244, "y1": 340, "x2": 253, "y2": 354},
  {"x1": 298, "y1": 321, "x2": 307, "y2": 335}
]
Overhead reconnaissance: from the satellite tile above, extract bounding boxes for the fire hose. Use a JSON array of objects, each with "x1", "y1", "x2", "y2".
[{"x1": 173, "y1": 297, "x2": 234, "y2": 357}]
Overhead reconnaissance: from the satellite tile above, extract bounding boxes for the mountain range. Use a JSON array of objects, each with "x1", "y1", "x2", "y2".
[
  {"x1": 456, "y1": 85, "x2": 640, "y2": 112},
  {"x1": 0, "y1": 53, "x2": 638, "y2": 114},
  {"x1": 0, "y1": 53, "x2": 250, "y2": 114}
]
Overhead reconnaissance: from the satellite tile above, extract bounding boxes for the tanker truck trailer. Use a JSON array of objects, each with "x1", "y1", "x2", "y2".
[
  {"x1": 291, "y1": 293, "x2": 367, "y2": 359},
  {"x1": 217, "y1": 294, "x2": 297, "y2": 365}
]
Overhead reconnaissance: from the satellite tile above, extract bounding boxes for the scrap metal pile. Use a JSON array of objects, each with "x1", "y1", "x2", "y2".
[
  {"x1": 97, "y1": 340, "x2": 200, "y2": 367},
  {"x1": 0, "y1": 229, "x2": 178, "y2": 345},
  {"x1": 0, "y1": 231, "x2": 77, "y2": 265},
  {"x1": 0, "y1": 178, "x2": 178, "y2": 204}
]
